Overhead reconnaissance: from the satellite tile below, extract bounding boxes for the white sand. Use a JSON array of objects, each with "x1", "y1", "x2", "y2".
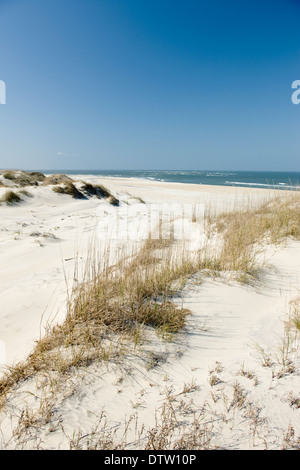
[{"x1": 0, "y1": 175, "x2": 299, "y2": 449}]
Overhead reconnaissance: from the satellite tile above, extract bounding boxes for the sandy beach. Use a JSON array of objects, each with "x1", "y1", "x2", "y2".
[
  {"x1": 0, "y1": 173, "x2": 277, "y2": 366},
  {"x1": 0, "y1": 172, "x2": 299, "y2": 449},
  {"x1": 2, "y1": 0, "x2": 300, "y2": 454}
]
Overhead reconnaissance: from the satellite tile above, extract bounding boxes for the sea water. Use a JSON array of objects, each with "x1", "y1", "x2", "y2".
[{"x1": 43, "y1": 170, "x2": 300, "y2": 190}]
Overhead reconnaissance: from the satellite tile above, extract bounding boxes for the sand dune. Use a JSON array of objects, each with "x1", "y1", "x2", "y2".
[{"x1": 0, "y1": 173, "x2": 299, "y2": 449}]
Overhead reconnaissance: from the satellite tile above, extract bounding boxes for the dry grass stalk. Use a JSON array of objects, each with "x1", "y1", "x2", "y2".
[
  {"x1": 1, "y1": 170, "x2": 45, "y2": 187},
  {"x1": 0, "y1": 234, "x2": 195, "y2": 406},
  {"x1": 207, "y1": 192, "x2": 300, "y2": 281},
  {"x1": 0, "y1": 190, "x2": 299, "y2": 448},
  {"x1": 0, "y1": 191, "x2": 22, "y2": 205}
]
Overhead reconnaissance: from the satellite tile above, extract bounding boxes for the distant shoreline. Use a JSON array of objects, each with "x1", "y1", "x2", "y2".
[
  {"x1": 42, "y1": 169, "x2": 300, "y2": 192},
  {"x1": 1, "y1": 169, "x2": 299, "y2": 191}
]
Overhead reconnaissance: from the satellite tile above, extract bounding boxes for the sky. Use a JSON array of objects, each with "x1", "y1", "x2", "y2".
[{"x1": 0, "y1": 0, "x2": 299, "y2": 171}]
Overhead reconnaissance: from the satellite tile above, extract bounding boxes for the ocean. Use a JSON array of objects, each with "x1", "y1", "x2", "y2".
[{"x1": 47, "y1": 170, "x2": 300, "y2": 191}]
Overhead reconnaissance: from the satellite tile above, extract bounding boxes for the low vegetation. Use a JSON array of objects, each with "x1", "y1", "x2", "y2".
[
  {"x1": 0, "y1": 190, "x2": 22, "y2": 205},
  {"x1": 0, "y1": 189, "x2": 299, "y2": 448},
  {"x1": 1, "y1": 170, "x2": 44, "y2": 187},
  {"x1": 52, "y1": 181, "x2": 86, "y2": 199},
  {"x1": 80, "y1": 182, "x2": 111, "y2": 199},
  {"x1": 206, "y1": 192, "x2": 300, "y2": 281},
  {"x1": 0, "y1": 170, "x2": 119, "y2": 205},
  {"x1": 0, "y1": 190, "x2": 299, "y2": 400},
  {"x1": 42, "y1": 174, "x2": 71, "y2": 186},
  {"x1": 0, "y1": 235, "x2": 193, "y2": 404},
  {"x1": 79, "y1": 181, "x2": 119, "y2": 205}
]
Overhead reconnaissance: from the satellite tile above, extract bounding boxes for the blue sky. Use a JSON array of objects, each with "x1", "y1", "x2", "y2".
[{"x1": 0, "y1": 0, "x2": 299, "y2": 171}]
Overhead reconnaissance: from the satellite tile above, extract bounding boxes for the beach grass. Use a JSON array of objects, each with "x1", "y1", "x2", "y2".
[
  {"x1": 0, "y1": 190, "x2": 22, "y2": 205},
  {"x1": 0, "y1": 232, "x2": 193, "y2": 403},
  {"x1": 52, "y1": 181, "x2": 86, "y2": 199},
  {"x1": 1, "y1": 190, "x2": 299, "y2": 402},
  {"x1": 1, "y1": 170, "x2": 43, "y2": 187},
  {"x1": 206, "y1": 191, "x2": 300, "y2": 281},
  {"x1": 0, "y1": 170, "x2": 120, "y2": 205},
  {"x1": 0, "y1": 188, "x2": 299, "y2": 448}
]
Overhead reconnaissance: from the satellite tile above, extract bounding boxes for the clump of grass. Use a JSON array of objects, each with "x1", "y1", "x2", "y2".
[
  {"x1": 19, "y1": 189, "x2": 33, "y2": 198},
  {"x1": 2, "y1": 170, "x2": 45, "y2": 187},
  {"x1": 0, "y1": 190, "x2": 22, "y2": 205},
  {"x1": 80, "y1": 182, "x2": 120, "y2": 205},
  {"x1": 207, "y1": 192, "x2": 300, "y2": 281},
  {"x1": 69, "y1": 241, "x2": 192, "y2": 340},
  {"x1": 52, "y1": 182, "x2": 85, "y2": 199},
  {"x1": 66, "y1": 394, "x2": 214, "y2": 450},
  {"x1": 209, "y1": 373, "x2": 222, "y2": 387},
  {"x1": 108, "y1": 195, "x2": 120, "y2": 206},
  {"x1": 80, "y1": 182, "x2": 120, "y2": 206},
  {"x1": 27, "y1": 171, "x2": 45, "y2": 182},
  {"x1": 288, "y1": 297, "x2": 300, "y2": 332},
  {"x1": 43, "y1": 174, "x2": 73, "y2": 186},
  {"x1": 230, "y1": 382, "x2": 248, "y2": 410},
  {"x1": 50, "y1": 179, "x2": 120, "y2": 205},
  {"x1": 281, "y1": 424, "x2": 300, "y2": 450},
  {"x1": 80, "y1": 182, "x2": 111, "y2": 199},
  {"x1": 238, "y1": 363, "x2": 256, "y2": 380},
  {"x1": 0, "y1": 234, "x2": 196, "y2": 406},
  {"x1": 128, "y1": 196, "x2": 146, "y2": 204},
  {"x1": 289, "y1": 393, "x2": 300, "y2": 409},
  {"x1": 2, "y1": 170, "x2": 16, "y2": 180}
]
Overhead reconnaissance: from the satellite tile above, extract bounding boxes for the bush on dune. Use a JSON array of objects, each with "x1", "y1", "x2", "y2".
[
  {"x1": 80, "y1": 182, "x2": 120, "y2": 205},
  {"x1": 42, "y1": 174, "x2": 73, "y2": 186},
  {"x1": 1, "y1": 170, "x2": 45, "y2": 187},
  {"x1": 52, "y1": 181, "x2": 86, "y2": 199},
  {"x1": 28, "y1": 171, "x2": 46, "y2": 182},
  {"x1": 0, "y1": 170, "x2": 120, "y2": 205},
  {"x1": 0, "y1": 190, "x2": 22, "y2": 205},
  {"x1": 80, "y1": 182, "x2": 111, "y2": 199}
]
